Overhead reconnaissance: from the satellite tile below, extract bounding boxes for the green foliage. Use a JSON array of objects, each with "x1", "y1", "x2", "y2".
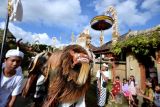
[{"x1": 111, "y1": 31, "x2": 160, "y2": 55}]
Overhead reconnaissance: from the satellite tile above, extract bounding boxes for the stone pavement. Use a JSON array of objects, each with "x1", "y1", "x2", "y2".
[
  {"x1": 14, "y1": 77, "x2": 144, "y2": 107},
  {"x1": 106, "y1": 95, "x2": 143, "y2": 107}
]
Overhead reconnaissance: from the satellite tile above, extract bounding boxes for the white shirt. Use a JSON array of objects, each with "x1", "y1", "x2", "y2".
[
  {"x1": 0, "y1": 69, "x2": 24, "y2": 107},
  {"x1": 154, "y1": 92, "x2": 160, "y2": 106},
  {"x1": 58, "y1": 96, "x2": 85, "y2": 107},
  {"x1": 128, "y1": 81, "x2": 136, "y2": 95},
  {"x1": 122, "y1": 83, "x2": 129, "y2": 92},
  {"x1": 96, "y1": 70, "x2": 109, "y2": 87},
  {"x1": 106, "y1": 70, "x2": 111, "y2": 79}
]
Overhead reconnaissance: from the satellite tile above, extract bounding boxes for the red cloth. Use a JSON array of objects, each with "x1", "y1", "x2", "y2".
[{"x1": 111, "y1": 80, "x2": 121, "y2": 96}]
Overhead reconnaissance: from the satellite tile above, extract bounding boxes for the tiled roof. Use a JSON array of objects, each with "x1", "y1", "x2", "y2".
[
  {"x1": 89, "y1": 44, "x2": 97, "y2": 51},
  {"x1": 92, "y1": 24, "x2": 160, "y2": 53}
]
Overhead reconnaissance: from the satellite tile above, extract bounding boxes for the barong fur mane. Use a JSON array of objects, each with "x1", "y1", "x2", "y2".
[{"x1": 45, "y1": 45, "x2": 91, "y2": 103}]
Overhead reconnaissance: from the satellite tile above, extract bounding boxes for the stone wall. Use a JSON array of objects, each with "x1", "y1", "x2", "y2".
[
  {"x1": 126, "y1": 53, "x2": 141, "y2": 88},
  {"x1": 92, "y1": 62, "x2": 126, "y2": 82},
  {"x1": 114, "y1": 63, "x2": 126, "y2": 81}
]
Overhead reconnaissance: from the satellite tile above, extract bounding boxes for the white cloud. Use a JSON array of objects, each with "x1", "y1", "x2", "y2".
[
  {"x1": 141, "y1": 0, "x2": 160, "y2": 13},
  {"x1": 94, "y1": 0, "x2": 160, "y2": 33},
  {"x1": 0, "y1": 22, "x2": 61, "y2": 46},
  {"x1": 0, "y1": 0, "x2": 88, "y2": 31},
  {"x1": 88, "y1": 0, "x2": 160, "y2": 46},
  {"x1": 94, "y1": 0, "x2": 120, "y2": 14},
  {"x1": 116, "y1": 0, "x2": 150, "y2": 26},
  {"x1": 1, "y1": 0, "x2": 159, "y2": 47}
]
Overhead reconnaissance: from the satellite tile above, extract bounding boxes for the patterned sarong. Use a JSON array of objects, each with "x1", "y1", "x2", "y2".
[{"x1": 97, "y1": 87, "x2": 107, "y2": 106}]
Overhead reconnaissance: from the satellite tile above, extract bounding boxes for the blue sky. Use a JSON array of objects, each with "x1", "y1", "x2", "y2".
[{"x1": 0, "y1": 0, "x2": 160, "y2": 47}]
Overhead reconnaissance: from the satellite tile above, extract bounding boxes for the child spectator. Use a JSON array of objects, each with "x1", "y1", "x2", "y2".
[
  {"x1": 129, "y1": 75, "x2": 136, "y2": 96},
  {"x1": 110, "y1": 76, "x2": 121, "y2": 102},
  {"x1": 129, "y1": 75, "x2": 138, "y2": 106},
  {"x1": 122, "y1": 78, "x2": 133, "y2": 105}
]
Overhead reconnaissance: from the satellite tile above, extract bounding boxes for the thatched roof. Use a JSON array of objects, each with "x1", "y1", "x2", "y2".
[{"x1": 0, "y1": 29, "x2": 16, "y2": 43}]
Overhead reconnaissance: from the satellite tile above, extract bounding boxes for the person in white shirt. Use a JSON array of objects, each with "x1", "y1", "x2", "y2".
[
  {"x1": 0, "y1": 49, "x2": 24, "y2": 107},
  {"x1": 96, "y1": 63, "x2": 109, "y2": 107},
  {"x1": 2, "y1": 62, "x2": 22, "y2": 74}
]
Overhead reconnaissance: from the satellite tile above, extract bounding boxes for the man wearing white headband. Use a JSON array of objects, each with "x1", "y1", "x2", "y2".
[
  {"x1": 96, "y1": 63, "x2": 109, "y2": 107},
  {"x1": 0, "y1": 49, "x2": 24, "y2": 107}
]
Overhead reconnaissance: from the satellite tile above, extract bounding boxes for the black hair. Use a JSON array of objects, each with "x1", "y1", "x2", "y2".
[
  {"x1": 129, "y1": 75, "x2": 135, "y2": 86},
  {"x1": 123, "y1": 78, "x2": 128, "y2": 86},
  {"x1": 123, "y1": 78, "x2": 127, "y2": 81},
  {"x1": 115, "y1": 76, "x2": 120, "y2": 79}
]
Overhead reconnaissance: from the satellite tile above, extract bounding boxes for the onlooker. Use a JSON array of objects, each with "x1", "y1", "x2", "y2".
[
  {"x1": 0, "y1": 49, "x2": 24, "y2": 107},
  {"x1": 154, "y1": 84, "x2": 160, "y2": 107},
  {"x1": 110, "y1": 76, "x2": 121, "y2": 102},
  {"x1": 2, "y1": 62, "x2": 22, "y2": 74},
  {"x1": 96, "y1": 63, "x2": 109, "y2": 107},
  {"x1": 129, "y1": 75, "x2": 136, "y2": 96},
  {"x1": 138, "y1": 80, "x2": 154, "y2": 107},
  {"x1": 128, "y1": 75, "x2": 137, "y2": 105},
  {"x1": 122, "y1": 78, "x2": 133, "y2": 105}
]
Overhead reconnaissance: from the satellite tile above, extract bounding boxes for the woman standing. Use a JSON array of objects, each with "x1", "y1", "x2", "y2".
[{"x1": 96, "y1": 63, "x2": 109, "y2": 107}]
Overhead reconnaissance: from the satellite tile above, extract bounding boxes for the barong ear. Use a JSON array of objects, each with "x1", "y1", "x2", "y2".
[
  {"x1": 69, "y1": 50, "x2": 74, "y2": 56},
  {"x1": 28, "y1": 51, "x2": 46, "y2": 72}
]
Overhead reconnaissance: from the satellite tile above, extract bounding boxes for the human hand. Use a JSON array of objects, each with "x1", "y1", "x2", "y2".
[
  {"x1": 137, "y1": 92, "x2": 142, "y2": 96},
  {"x1": 98, "y1": 88, "x2": 101, "y2": 95},
  {"x1": 139, "y1": 89, "x2": 144, "y2": 94},
  {"x1": 137, "y1": 92, "x2": 143, "y2": 97}
]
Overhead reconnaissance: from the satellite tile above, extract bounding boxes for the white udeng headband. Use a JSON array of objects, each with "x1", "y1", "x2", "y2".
[
  {"x1": 5, "y1": 49, "x2": 24, "y2": 59},
  {"x1": 102, "y1": 63, "x2": 108, "y2": 67}
]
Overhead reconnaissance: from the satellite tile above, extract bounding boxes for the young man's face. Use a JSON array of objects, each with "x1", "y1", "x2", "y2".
[
  {"x1": 101, "y1": 66, "x2": 106, "y2": 71},
  {"x1": 102, "y1": 66, "x2": 108, "y2": 71},
  {"x1": 5, "y1": 56, "x2": 22, "y2": 70}
]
